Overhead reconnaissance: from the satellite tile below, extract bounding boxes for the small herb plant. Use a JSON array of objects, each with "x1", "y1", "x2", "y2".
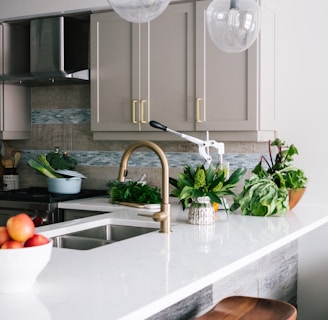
[
  {"x1": 170, "y1": 164, "x2": 246, "y2": 210},
  {"x1": 107, "y1": 180, "x2": 162, "y2": 204}
]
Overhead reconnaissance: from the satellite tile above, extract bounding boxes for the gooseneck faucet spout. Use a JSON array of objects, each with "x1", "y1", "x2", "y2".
[{"x1": 118, "y1": 141, "x2": 171, "y2": 233}]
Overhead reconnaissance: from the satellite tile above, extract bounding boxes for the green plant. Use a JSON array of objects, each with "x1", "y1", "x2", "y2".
[
  {"x1": 28, "y1": 154, "x2": 62, "y2": 178},
  {"x1": 46, "y1": 151, "x2": 77, "y2": 170},
  {"x1": 170, "y1": 164, "x2": 246, "y2": 210},
  {"x1": 230, "y1": 175, "x2": 289, "y2": 216},
  {"x1": 107, "y1": 180, "x2": 162, "y2": 204},
  {"x1": 231, "y1": 138, "x2": 307, "y2": 216},
  {"x1": 28, "y1": 151, "x2": 78, "y2": 178},
  {"x1": 252, "y1": 138, "x2": 307, "y2": 189}
]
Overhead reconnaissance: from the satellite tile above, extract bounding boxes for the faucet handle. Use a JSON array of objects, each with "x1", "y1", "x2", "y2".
[
  {"x1": 138, "y1": 211, "x2": 168, "y2": 222},
  {"x1": 138, "y1": 213, "x2": 153, "y2": 218}
]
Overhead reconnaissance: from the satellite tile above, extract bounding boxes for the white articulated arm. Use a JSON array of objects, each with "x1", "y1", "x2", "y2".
[{"x1": 149, "y1": 120, "x2": 224, "y2": 168}]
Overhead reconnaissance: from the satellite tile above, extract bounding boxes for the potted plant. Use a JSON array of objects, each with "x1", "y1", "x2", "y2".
[
  {"x1": 170, "y1": 164, "x2": 246, "y2": 224},
  {"x1": 231, "y1": 138, "x2": 307, "y2": 216}
]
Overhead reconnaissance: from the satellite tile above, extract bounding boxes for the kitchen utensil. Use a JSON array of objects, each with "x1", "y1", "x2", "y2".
[
  {"x1": 3, "y1": 141, "x2": 14, "y2": 159},
  {"x1": 54, "y1": 169, "x2": 87, "y2": 179},
  {"x1": 47, "y1": 177, "x2": 82, "y2": 194},
  {"x1": 3, "y1": 158, "x2": 14, "y2": 168},
  {"x1": 149, "y1": 120, "x2": 225, "y2": 168},
  {"x1": 13, "y1": 151, "x2": 22, "y2": 168}
]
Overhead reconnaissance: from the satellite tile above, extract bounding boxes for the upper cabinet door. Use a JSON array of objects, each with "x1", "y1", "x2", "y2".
[
  {"x1": 141, "y1": 2, "x2": 195, "y2": 132},
  {"x1": 195, "y1": 0, "x2": 252, "y2": 131},
  {"x1": 91, "y1": 12, "x2": 138, "y2": 132},
  {"x1": 195, "y1": 0, "x2": 276, "y2": 139}
]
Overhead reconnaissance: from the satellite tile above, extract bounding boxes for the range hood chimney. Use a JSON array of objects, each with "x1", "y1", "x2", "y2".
[
  {"x1": 30, "y1": 16, "x2": 89, "y2": 84},
  {"x1": 1, "y1": 16, "x2": 89, "y2": 85}
]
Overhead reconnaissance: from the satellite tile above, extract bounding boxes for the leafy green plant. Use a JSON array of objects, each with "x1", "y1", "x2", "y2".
[
  {"x1": 252, "y1": 138, "x2": 307, "y2": 189},
  {"x1": 28, "y1": 151, "x2": 78, "y2": 178},
  {"x1": 231, "y1": 138, "x2": 307, "y2": 216},
  {"x1": 46, "y1": 151, "x2": 77, "y2": 170},
  {"x1": 170, "y1": 164, "x2": 246, "y2": 210},
  {"x1": 28, "y1": 154, "x2": 62, "y2": 178},
  {"x1": 230, "y1": 175, "x2": 289, "y2": 216},
  {"x1": 107, "y1": 180, "x2": 162, "y2": 204}
]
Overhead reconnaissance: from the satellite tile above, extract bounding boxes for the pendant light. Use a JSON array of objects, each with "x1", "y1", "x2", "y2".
[
  {"x1": 206, "y1": 0, "x2": 261, "y2": 53},
  {"x1": 107, "y1": 0, "x2": 170, "y2": 23}
]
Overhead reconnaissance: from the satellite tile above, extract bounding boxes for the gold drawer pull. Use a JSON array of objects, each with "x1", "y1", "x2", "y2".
[
  {"x1": 132, "y1": 100, "x2": 138, "y2": 124},
  {"x1": 140, "y1": 99, "x2": 147, "y2": 123},
  {"x1": 196, "y1": 98, "x2": 203, "y2": 123}
]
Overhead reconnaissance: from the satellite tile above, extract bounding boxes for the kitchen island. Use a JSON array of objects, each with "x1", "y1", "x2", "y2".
[{"x1": 2, "y1": 197, "x2": 328, "y2": 320}]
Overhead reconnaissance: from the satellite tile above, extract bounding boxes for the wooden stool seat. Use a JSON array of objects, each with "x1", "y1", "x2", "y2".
[{"x1": 196, "y1": 296, "x2": 297, "y2": 320}]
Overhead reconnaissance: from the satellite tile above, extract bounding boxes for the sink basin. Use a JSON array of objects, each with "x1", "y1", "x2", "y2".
[{"x1": 52, "y1": 224, "x2": 158, "y2": 250}]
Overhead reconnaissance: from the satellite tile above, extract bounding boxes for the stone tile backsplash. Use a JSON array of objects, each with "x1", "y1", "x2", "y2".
[{"x1": 10, "y1": 84, "x2": 267, "y2": 190}]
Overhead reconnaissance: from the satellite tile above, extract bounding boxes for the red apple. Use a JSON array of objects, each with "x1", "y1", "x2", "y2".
[
  {"x1": 0, "y1": 226, "x2": 10, "y2": 246},
  {"x1": 1, "y1": 240, "x2": 24, "y2": 249},
  {"x1": 33, "y1": 216, "x2": 43, "y2": 227},
  {"x1": 24, "y1": 234, "x2": 49, "y2": 247},
  {"x1": 7, "y1": 213, "x2": 35, "y2": 242}
]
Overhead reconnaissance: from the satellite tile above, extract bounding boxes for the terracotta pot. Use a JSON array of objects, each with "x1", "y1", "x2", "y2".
[{"x1": 288, "y1": 187, "x2": 306, "y2": 210}]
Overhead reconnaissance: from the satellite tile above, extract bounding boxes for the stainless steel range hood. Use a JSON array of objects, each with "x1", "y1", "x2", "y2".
[
  {"x1": 30, "y1": 16, "x2": 89, "y2": 84},
  {"x1": 2, "y1": 16, "x2": 89, "y2": 85}
]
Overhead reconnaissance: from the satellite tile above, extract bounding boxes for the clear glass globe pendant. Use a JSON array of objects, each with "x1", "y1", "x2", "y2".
[
  {"x1": 206, "y1": 0, "x2": 261, "y2": 53},
  {"x1": 107, "y1": 0, "x2": 170, "y2": 23}
]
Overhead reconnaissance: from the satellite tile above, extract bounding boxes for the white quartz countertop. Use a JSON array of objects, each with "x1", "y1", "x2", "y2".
[
  {"x1": 57, "y1": 195, "x2": 125, "y2": 212},
  {"x1": 2, "y1": 197, "x2": 328, "y2": 320}
]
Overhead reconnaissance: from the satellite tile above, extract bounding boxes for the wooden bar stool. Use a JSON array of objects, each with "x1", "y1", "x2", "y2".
[{"x1": 196, "y1": 296, "x2": 297, "y2": 320}]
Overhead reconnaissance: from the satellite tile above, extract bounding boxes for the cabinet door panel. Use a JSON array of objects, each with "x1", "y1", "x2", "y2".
[
  {"x1": 91, "y1": 13, "x2": 139, "y2": 131},
  {"x1": 143, "y1": 3, "x2": 195, "y2": 131},
  {"x1": 195, "y1": 0, "x2": 257, "y2": 131}
]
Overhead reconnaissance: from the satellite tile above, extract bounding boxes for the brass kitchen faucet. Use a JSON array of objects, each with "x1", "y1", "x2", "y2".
[{"x1": 118, "y1": 141, "x2": 171, "y2": 233}]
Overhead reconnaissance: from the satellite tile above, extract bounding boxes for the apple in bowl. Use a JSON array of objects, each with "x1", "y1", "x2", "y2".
[{"x1": 0, "y1": 213, "x2": 52, "y2": 293}]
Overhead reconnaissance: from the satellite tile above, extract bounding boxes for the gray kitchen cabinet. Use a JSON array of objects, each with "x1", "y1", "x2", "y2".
[
  {"x1": 0, "y1": 23, "x2": 31, "y2": 140},
  {"x1": 194, "y1": 0, "x2": 276, "y2": 141},
  {"x1": 0, "y1": 84, "x2": 31, "y2": 140},
  {"x1": 91, "y1": 2, "x2": 194, "y2": 137},
  {"x1": 91, "y1": 0, "x2": 276, "y2": 141}
]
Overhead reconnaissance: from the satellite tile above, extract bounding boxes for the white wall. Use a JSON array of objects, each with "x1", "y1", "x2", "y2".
[
  {"x1": 275, "y1": 0, "x2": 328, "y2": 206},
  {"x1": 275, "y1": 1, "x2": 328, "y2": 319}
]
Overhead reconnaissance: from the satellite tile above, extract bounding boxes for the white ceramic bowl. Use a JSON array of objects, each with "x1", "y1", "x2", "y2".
[
  {"x1": 47, "y1": 177, "x2": 82, "y2": 194},
  {"x1": 0, "y1": 240, "x2": 53, "y2": 293}
]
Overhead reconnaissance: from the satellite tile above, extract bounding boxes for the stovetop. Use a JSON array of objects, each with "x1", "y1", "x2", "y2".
[{"x1": 0, "y1": 187, "x2": 108, "y2": 203}]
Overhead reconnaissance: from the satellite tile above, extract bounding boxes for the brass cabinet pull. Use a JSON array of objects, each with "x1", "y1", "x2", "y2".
[
  {"x1": 196, "y1": 98, "x2": 203, "y2": 123},
  {"x1": 140, "y1": 99, "x2": 147, "y2": 123},
  {"x1": 132, "y1": 100, "x2": 138, "y2": 124}
]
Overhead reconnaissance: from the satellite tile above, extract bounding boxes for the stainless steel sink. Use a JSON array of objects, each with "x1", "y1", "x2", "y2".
[{"x1": 52, "y1": 224, "x2": 158, "y2": 250}]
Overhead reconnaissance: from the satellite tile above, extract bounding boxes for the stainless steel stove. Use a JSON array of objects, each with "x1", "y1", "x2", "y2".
[{"x1": 0, "y1": 187, "x2": 107, "y2": 226}]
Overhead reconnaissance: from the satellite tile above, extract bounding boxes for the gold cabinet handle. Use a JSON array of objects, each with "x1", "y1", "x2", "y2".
[
  {"x1": 196, "y1": 98, "x2": 203, "y2": 123},
  {"x1": 132, "y1": 100, "x2": 138, "y2": 124},
  {"x1": 140, "y1": 99, "x2": 147, "y2": 123}
]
